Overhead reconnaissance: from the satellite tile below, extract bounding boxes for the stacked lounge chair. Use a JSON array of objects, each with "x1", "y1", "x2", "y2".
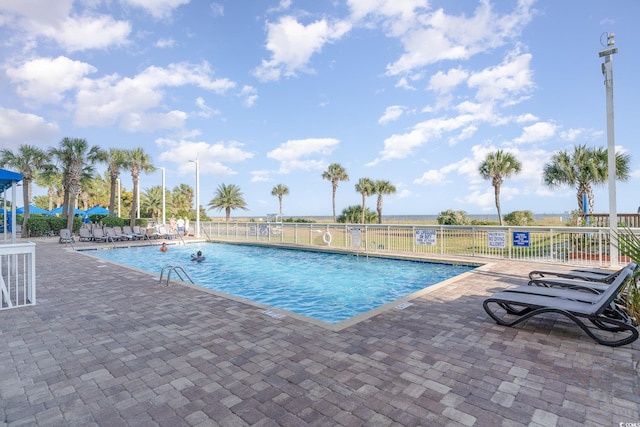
[{"x1": 483, "y1": 267, "x2": 638, "y2": 347}]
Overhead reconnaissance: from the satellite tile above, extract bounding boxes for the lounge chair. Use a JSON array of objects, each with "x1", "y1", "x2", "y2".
[
  {"x1": 78, "y1": 227, "x2": 93, "y2": 242},
  {"x1": 92, "y1": 228, "x2": 108, "y2": 243},
  {"x1": 59, "y1": 228, "x2": 75, "y2": 244},
  {"x1": 528, "y1": 262, "x2": 637, "y2": 283},
  {"x1": 483, "y1": 267, "x2": 638, "y2": 347},
  {"x1": 123, "y1": 225, "x2": 143, "y2": 240}
]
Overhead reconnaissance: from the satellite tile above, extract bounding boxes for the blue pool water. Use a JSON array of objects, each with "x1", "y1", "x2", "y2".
[{"x1": 86, "y1": 243, "x2": 474, "y2": 324}]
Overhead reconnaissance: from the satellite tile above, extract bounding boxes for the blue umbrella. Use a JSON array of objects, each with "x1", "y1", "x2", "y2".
[
  {"x1": 85, "y1": 206, "x2": 109, "y2": 215},
  {"x1": 16, "y1": 205, "x2": 49, "y2": 214},
  {"x1": 48, "y1": 206, "x2": 85, "y2": 216}
]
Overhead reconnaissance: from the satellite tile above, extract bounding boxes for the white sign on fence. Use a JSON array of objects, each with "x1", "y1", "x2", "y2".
[
  {"x1": 415, "y1": 230, "x2": 437, "y2": 246},
  {"x1": 487, "y1": 231, "x2": 506, "y2": 248}
]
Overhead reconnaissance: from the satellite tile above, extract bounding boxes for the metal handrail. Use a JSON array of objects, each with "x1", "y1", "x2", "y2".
[{"x1": 159, "y1": 264, "x2": 194, "y2": 286}]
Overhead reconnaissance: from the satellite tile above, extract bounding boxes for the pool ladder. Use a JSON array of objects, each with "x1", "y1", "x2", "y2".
[{"x1": 159, "y1": 264, "x2": 194, "y2": 286}]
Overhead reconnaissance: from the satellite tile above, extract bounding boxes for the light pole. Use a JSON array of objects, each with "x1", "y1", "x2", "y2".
[
  {"x1": 599, "y1": 32, "x2": 618, "y2": 266},
  {"x1": 160, "y1": 167, "x2": 166, "y2": 226},
  {"x1": 116, "y1": 178, "x2": 121, "y2": 217},
  {"x1": 189, "y1": 158, "x2": 200, "y2": 237}
]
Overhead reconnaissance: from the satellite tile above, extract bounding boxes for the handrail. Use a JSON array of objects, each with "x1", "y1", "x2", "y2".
[{"x1": 159, "y1": 264, "x2": 194, "y2": 286}]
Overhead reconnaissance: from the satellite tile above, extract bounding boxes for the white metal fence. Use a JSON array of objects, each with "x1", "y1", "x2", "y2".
[
  {"x1": 197, "y1": 222, "x2": 638, "y2": 266},
  {"x1": 0, "y1": 242, "x2": 36, "y2": 310}
]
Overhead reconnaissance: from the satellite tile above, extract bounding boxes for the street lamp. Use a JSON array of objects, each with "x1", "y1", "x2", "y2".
[
  {"x1": 599, "y1": 32, "x2": 619, "y2": 266},
  {"x1": 189, "y1": 158, "x2": 200, "y2": 237},
  {"x1": 160, "y1": 167, "x2": 166, "y2": 226}
]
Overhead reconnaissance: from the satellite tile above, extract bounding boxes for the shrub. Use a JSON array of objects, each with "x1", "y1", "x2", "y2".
[
  {"x1": 504, "y1": 210, "x2": 535, "y2": 226},
  {"x1": 437, "y1": 209, "x2": 469, "y2": 225},
  {"x1": 337, "y1": 205, "x2": 377, "y2": 224}
]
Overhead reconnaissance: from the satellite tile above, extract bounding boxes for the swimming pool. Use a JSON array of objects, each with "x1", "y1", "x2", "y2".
[{"x1": 85, "y1": 243, "x2": 475, "y2": 325}]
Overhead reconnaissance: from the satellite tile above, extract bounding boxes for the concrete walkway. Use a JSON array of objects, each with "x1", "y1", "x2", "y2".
[{"x1": 1, "y1": 238, "x2": 639, "y2": 426}]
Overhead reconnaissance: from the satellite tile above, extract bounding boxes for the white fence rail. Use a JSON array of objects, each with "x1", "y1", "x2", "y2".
[
  {"x1": 198, "y1": 222, "x2": 638, "y2": 266},
  {"x1": 0, "y1": 242, "x2": 36, "y2": 310}
]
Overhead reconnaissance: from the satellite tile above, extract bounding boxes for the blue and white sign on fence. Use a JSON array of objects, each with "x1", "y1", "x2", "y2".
[
  {"x1": 513, "y1": 231, "x2": 530, "y2": 247},
  {"x1": 415, "y1": 230, "x2": 437, "y2": 246}
]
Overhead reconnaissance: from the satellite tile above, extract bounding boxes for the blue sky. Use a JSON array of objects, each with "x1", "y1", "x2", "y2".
[{"x1": 1, "y1": 0, "x2": 639, "y2": 218}]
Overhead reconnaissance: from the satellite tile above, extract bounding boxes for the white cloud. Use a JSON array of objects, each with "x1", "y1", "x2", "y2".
[
  {"x1": 40, "y1": 15, "x2": 131, "y2": 52},
  {"x1": 155, "y1": 38, "x2": 175, "y2": 48},
  {"x1": 267, "y1": 138, "x2": 339, "y2": 173},
  {"x1": 0, "y1": 107, "x2": 59, "y2": 146},
  {"x1": 385, "y1": 1, "x2": 534, "y2": 75},
  {"x1": 253, "y1": 16, "x2": 351, "y2": 81},
  {"x1": 413, "y1": 169, "x2": 450, "y2": 185},
  {"x1": 429, "y1": 67, "x2": 469, "y2": 94},
  {"x1": 251, "y1": 170, "x2": 271, "y2": 182},
  {"x1": 0, "y1": 2, "x2": 130, "y2": 51},
  {"x1": 156, "y1": 138, "x2": 254, "y2": 177},
  {"x1": 511, "y1": 121, "x2": 557, "y2": 145},
  {"x1": 6, "y1": 56, "x2": 96, "y2": 104},
  {"x1": 378, "y1": 105, "x2": 404, "y2": 124},
  {"x1": 468, "y1": 52, "x2": 534, "y2": 104},
  {"x1": 74, "y1": 62, "x2": 236, "y2": 130},
  {"x1": 122, "y1": 0, "x2": 190, "y2": 20},
  {"x1": 239, "y1": 85, "x2": 258, "y2": 107}
]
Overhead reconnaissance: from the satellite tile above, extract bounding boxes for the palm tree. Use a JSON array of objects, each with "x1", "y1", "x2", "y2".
[
  {"x1": 35, "y1": 171, "x2": 62, "y2": 211},
  {"x1": 106, "y1": 148, "x2": 128, "y2": 216},
  {"x1": 172, "y1": 184, "x2": 194, "y2": 215},
  {"x1": 355, "y1": 178, "x2": 375, "y2": 225},
  {"x1": 542, "y1": 145, "x2": 630, "y2": 214},
  {"x1": 322, "y1": 163, "x2": 349, "y2": 222},
  {"x1": 373, "y1": 180, "x2": 396, "y2": 224},
  {"x1": 208, "y1": 183, "x2": 248, "y2": 222},
  {"x1": 337, "y1": 205, "x2": 377, "y2": 224},
  {"x1": 271, "y1": 184, "x2": 289, "y2": 217},
  {"x1": 479, "y1": 150, "x2": 522, "y2": 226},
  {"x1": 125, "y1": 148, "x2": 155, "y2": 227},
  {"x1": 141, "y1": 186, "x2": 164, "y2": 220},
  {"x1": 0, "y1": 145, "x2": 50, "y2": 231},
  {"x1": 49, "y1": 138, "x2": 106, "y2": 230}
]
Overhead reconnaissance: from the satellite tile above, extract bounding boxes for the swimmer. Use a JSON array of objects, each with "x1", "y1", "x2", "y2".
[
  {"x1": 160, "y1": 243, "x2": 168, "y2": 252},
  {"x1": 190, "y1": 250, "x2": 205, "y2": 262}
]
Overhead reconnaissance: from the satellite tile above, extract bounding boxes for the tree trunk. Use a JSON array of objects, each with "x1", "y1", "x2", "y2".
[
  {"x1": 22, "y1": 179, "x2": 31, "y2": 231},
  {"x1": 332, "y1": 185, "x2": 337, "y2": 222},
  {"x1": 377, "y1": 195, "x2": 383, "y2": 224},
  {"x1": 494, "y1": 184, "x2": 503, "y2": 226}
]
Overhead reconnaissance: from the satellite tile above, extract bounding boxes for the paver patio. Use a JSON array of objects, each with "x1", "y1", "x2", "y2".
[{"x1": 1, "y1": 238, "x2": 638, "y2": 426}]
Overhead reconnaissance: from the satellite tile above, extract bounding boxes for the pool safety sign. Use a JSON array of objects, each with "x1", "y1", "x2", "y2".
[
  {"x1": 487, "y1": 231, "x2": 506, "y2": 248},
  {"x1": 513, "y1": 231, "x2": 530, "y2": 247},
  {"x1": 415, "y1": 230, "x2": 436, "y2": 246}
]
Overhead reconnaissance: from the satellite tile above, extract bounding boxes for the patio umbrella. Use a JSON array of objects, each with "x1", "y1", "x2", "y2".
[
  {"x1": 16, "y1": 205, "x2": 49, "y2": 214},
  {"x1": 85, "y1": 206, "x2": 109, "y2": 215},
  {"x1": 48, "y1": 206, "x2": 85, "y2": 216}
]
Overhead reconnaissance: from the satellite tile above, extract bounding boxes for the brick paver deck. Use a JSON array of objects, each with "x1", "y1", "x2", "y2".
[{"x1": 1, "y1": 238, "x2": 638, "y2": 426}]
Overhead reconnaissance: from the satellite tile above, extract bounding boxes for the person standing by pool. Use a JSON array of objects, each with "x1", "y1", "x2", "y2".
[{"x1": 177, "y1": 217, "x2": 185, "y2": 235}]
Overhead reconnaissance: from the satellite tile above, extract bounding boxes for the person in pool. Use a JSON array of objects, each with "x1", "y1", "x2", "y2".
[{"x1": 191, "y1": 250, "x2": 205, "y2": 262}]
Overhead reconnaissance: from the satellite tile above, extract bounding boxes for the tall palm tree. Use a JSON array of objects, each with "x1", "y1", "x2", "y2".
[
  {"x1": 542, "y1": 145, "x2": 630, "y2": 214},
  {"x1": 125, "y1": 148, "x2": 155, "y2": 227},
  {"x1": 373, "y1": 180, "x2": 396, "y2": 224},
  {"x1": 0, "y1": 145, "x2": 50, "y2": 230},
  {"x1": 141, "y1": 186, "x2": 164, "y2": 220},
  {"x1": 271, "y1": 184, "x2": 289, "y2": 217},
  {"x1": 355, "y1": 177, "x2": 375, "y2": 225},
  {"x1": 172, "y1": 184, "x2": 194, "y2": 215},
  {"x1": 49, "y1": 138, "x2": 106, "y2": 230},
  {"x1": 208, "y1": 183, "x2": 248, "y2": 222},
  {"x1": 35, "y1": 170, "x2": 63, "y2": 210},
  {"x1": 322, "y1": 163, "x2": 349, "y2": 222},
  {"x1": 106, "y1": 148, "x2": 128, "y2": 216},
  {"x1": 479, "y1": 150, "x2": 522, "y2": 226}
]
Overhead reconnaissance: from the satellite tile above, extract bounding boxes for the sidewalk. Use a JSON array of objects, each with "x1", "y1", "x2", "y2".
[{"x1": 1, "y1": 238, "x2": 638, "y2": 426}]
